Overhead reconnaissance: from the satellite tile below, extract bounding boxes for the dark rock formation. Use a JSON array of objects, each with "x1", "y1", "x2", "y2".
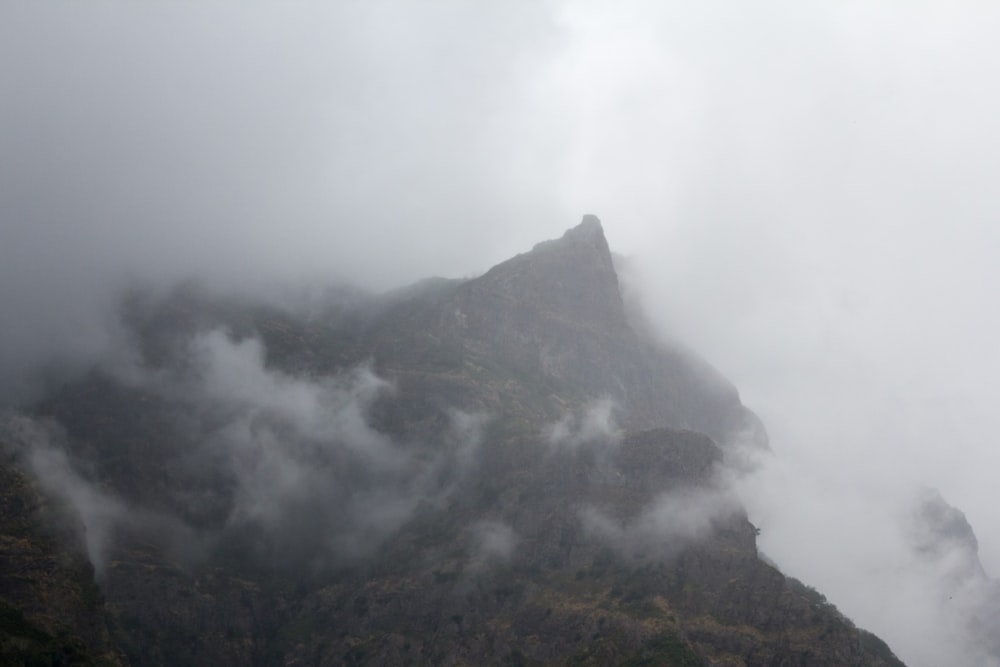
[
  {"x1": 0, "y1": 446, "x2": 125, "y2": 666},
  {"x1": 0, "y1": 217, "x2": 904, "y2": 666}
]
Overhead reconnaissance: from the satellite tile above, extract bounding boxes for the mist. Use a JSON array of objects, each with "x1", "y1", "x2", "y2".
[
  {"x1": 0, "y1": 415, "x2": 127, "y2": 580},
  {"x1": 2, "y1": 322, "x2": 495, "y2": 578},
  {"x1": 581, "y1": 479, "x2": 742, "y2": 562},
  {"x1": 544, "y1": 397, "x2": 622, "y2": 450},
  {"x1": 4, "y1": 2, "x2": 1000, "y2": 665}
]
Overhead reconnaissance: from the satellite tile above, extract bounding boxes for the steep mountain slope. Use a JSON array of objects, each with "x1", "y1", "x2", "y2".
[
  {"x1": 1, "y1": 217, "x2": 904, "y2": 665},
  {"x1": 0, "y1": 440, "x2": 124, "y2": 666},
  {"x1": 906, "y1": 489, "x2": 1000, "y2": 664},
  {"x1": 361, "y1": 214, "x2": 757, "y2": 444}
]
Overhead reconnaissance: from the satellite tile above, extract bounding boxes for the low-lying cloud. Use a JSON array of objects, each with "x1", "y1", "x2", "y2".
[
  {"x1": 581, "y1": 476, "x2": 742, "y2": 561},
  {"x1": 1, "y1": 415, "x2": 126, "y2": 580},
  {"x1": 6, "y1": 324, "x2": 493, "y2": 577},
  {"x1": 467, "y1": 520, "x2": 519, "y2": 570},
  {"x1": 544, "y1": 397, "x2": 622, "y2": 450},
  {"x1": 145, "y1": 329, "x2": 490, "y2": 569},
  {"x1": 732, "y1": 444, "x2": 1000, "y2": 667},
  {"x1": 0, "y1": 413, "x2": 206, "y2": 580}
]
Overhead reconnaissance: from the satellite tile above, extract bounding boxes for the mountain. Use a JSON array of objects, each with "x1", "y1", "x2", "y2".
[
  {"x1": 906, "y1": 488, "x2": 1000, "y2": 663},
  {"x1": 0, "y1": 217, "x2": 904, "y2": 665}
]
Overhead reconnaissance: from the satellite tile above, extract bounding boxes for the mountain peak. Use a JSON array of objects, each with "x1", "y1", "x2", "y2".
[
  {"x1": 473, "y1": 216, "x2": 624, "y2": 333},
  {"x1": 567, "y1": 212, "x2": 604, "y2": 238},
  {"x1": 531, "y1": 214, "x2": 611, "y2": 260},
  {"x1": 443, "y1": 217, "x2": 753, "y2": 440}
]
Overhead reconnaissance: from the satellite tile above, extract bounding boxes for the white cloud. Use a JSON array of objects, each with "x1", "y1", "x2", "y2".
[
  {"x1": 581, "y1": 481, "x2": 741, "y2": 561},
  {"x1": 112, "y1": 328, "x2": 491, "y2": 568},
  {"x1": 544, "y1": 397, "x2": 622, "y2": 450},
  {"x1": 1, "y1": 415, "x2": 126, "y2": 580},
  {"x1": 468, "y1": 520, "x2": 518, "y2": 569}
]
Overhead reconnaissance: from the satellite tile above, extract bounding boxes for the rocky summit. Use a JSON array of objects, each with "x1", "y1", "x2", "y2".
[{"x1": 0, "y1": 217, "x2": 905, "y2": 665}]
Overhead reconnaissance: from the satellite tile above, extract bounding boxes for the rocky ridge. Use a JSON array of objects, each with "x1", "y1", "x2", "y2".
[{"x1": 0, "y1": 216, "x2": 905, "y2": 665}]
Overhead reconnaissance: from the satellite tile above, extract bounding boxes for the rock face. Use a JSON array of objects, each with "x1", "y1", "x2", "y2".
[
  {"x1": 906, "y1": 488, "x2": 1000, "y2": 664},
  {"x1": 369, "y1": 215, "x2": 757, "y2": 445},
  {"x1": 0, "y1": 217, "x2": 904, "y2": 665},
  {"x1": 0, "y1": 446, "x2": 125, "y2": 666}
]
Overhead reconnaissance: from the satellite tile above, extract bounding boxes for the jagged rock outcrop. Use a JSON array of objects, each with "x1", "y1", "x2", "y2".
[
  {"x1": 362, "y1": 215, "x2": 759, "y2": 446},
  {"x1": 910, "y1": 487, "x2": 985, "y2": 578}
]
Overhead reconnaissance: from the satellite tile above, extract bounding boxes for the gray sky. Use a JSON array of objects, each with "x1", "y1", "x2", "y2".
[{"x1": 3, "y1": 2, "x2": 1000, "y2": 664}]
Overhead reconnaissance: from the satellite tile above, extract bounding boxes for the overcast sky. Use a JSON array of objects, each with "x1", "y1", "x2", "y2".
[{"x1": 3, "y1": 2, "x2": 1000, "y2": 664}]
